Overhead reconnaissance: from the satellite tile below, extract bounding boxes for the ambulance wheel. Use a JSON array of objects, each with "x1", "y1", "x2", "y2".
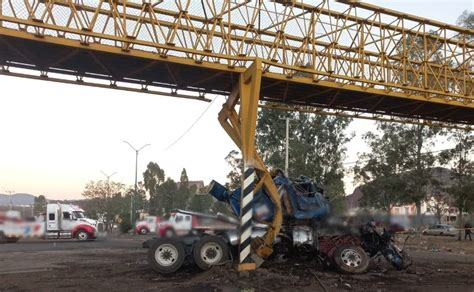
[
  {"x1": 193, "y1": 236, "x2": 229, "y2": 270},
  {"x1": 76, "y1": 230, "x2": 89, "y2": 241},
  {"x1": 148, "y1": 238, "x2": 185, "y2": 274}
]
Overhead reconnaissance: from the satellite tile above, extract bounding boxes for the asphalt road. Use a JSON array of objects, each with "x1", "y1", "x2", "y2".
[{"x1": 0, "y1": 233, "x2": 153, "y2": 253}]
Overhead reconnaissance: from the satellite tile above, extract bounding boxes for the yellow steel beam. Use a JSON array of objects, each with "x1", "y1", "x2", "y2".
[
  {"x1": 218, "y1": 59, "x2": 283, "y2": 270},
  {"x1": 1, "y1": 24, "x2": 471, "y2": 110},
  {"x1": 0, "y1": 0, "x2": 471, "y2": 104},
  {"x1": 260, "y1": 103, "x2": 473, "y2": 131}
]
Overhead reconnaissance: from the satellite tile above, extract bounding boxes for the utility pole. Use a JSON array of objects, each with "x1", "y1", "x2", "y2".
[
  {"x1": 123, "y1": 141, "x2": 150, "y2": 224},
  {"x1": 279, "y1": 117, "x2": 292, "y2": 177}
]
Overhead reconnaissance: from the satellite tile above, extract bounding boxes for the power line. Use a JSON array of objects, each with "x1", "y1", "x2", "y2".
[{"x1": 163, "y1": 96, "x2": 218, "y2": 151}]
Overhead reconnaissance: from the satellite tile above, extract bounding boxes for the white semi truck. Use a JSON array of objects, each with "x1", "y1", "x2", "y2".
[{"x1": 0, "y1": 203, "x2": 97, "y2": 242}]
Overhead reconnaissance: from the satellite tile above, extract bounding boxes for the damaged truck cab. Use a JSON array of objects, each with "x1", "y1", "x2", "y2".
[{"x1": 144, "y1": 175, "x2": 369, "y2": 275}]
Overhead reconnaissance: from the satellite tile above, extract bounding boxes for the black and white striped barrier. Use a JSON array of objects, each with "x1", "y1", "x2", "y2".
[{"x1": 239, "y1": 166, "x2": 255, "y2": 265}]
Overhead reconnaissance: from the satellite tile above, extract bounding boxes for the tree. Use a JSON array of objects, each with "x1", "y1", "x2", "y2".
[
  {"x1": 399, "y1": 124, "x2": 441, "y2": 226},
  {"x1": 125, "y1": 186, "x2": 147, "y2": 220},
  {"x1": 175, "y1": 168, "x2": 191, "y2": 210},
  {"x1": 354, "y1": 124, "x2": 410, "y2": 214},
  {"x1": 423, "y1": 167, "x2": 455, "y2": 224},
  {"x1": 457, "y1": 10, "x2": 474, "y2": 40},
  {"x1": 156, "y1": 178, "x2": 178, "y2": 215},
  {"x1": 358, "y1": 176, "x2": 406, "y2": 214},
  {"x1": 33, "y1": 195, "x2": 47, "y2": 216},
  {"x1": 81, "y1": 180, "x2": 127, "y2": 230},
  {"x1": 439, "y1": 130, "x2": 474, "y2": 240},
  {"x1": 224, "y1": 150, "x2": 242, "y2": 189},
  {"x1": 355, "y1": 122, "x2": 442, "y2": 225},
  {"x1": 426, "y1": 192, "x2": 450, "y2": 225},
  {"x1": 143, "y1": 162, "x2": 165, "y2": 215},
  {"x1": 188, "y1": 185, "x2": 214, "y2": 214},
  {"x1": 256, "y1": 107, "x2": 352, "y2": 211}
]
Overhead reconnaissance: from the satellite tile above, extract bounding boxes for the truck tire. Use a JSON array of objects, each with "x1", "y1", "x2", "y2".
[
  {"x1": 148, "y1": 238, "x2": 185, "y2": 274},
  {"x1": 192, "y1": 235, "x2": 229, "y2": 270},
  {"x1": 76, "y1": 230, "x2": 89, "y2": 241},
  {"x1": 139, "y1": 227, "x2": 149, "y2": 235},
  {"x1": 333, "y1": 244, "x2": 368, "y2": 274}
]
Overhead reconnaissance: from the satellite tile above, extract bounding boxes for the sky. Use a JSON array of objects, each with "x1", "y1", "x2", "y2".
[{"x1": 0, "y1": 1, "x2": 471, "y2": 200}]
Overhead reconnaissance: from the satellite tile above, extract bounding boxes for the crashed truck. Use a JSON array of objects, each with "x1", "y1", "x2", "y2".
[
  {"x1": 0, "y1": 203, "x2": 97, "y2": 243},
  {"x1": 144, "y1": 174, "x2": 385, "y2": 274}
]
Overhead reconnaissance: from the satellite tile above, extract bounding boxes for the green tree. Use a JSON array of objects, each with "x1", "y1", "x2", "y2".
[
  {"x1": 125, "y1": 186, "x2": 147, "y2": 220},
  {"x1": 212, "y1": 200, "x2": 233, "y2": 215},
  {"x1": 143, "y1": 162, "x2": 165, "y2": 215},
  {"x1": 224, "y1": 150, "x2": 242, "y2": 189},
  {"x1": 354, "y1": 124, "x2": 410, "y2": 214},
  {"x1": 256, "y1": 107, "x2": 352, "y2": 211},
  {"x1": 175, "y1": 168, "x2": 191, "y2": 210},
  {"x1": 358, "y1": 176, "x2": 406, "y2": 214},
  {"x1": 81, "y1": 180, "x2": 127, "y2": 230},
  {"x1": 355, "y1": 122, "x2": 441, "y2": 225},
  {"x1": 439, "y1": 130, "x2": 474, "y2": 240},
  {"x1": 457, "y1": 10, "x2": 474, "y2": 39},
  {"x1": 189, "y1": 194, "x2": 214, "y2": 214},
  {"x1": 33, "y1": 195, "x2": 47, "y2": 216},
  {"x1": 156, "y1": 178, "x2": 178, "y2": 215},
  {"x1": 400, "y1": 124, "x2": 441, "y2": 226}
]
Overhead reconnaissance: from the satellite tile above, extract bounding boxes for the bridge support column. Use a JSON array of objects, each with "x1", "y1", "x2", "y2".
[{"x1": 218, "y1": 59, "x2": 282, "y2": 271}]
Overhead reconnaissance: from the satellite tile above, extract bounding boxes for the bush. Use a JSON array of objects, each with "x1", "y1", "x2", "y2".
[{"x1": 120, "y1": 218, "x2": 133, "y2": 234}]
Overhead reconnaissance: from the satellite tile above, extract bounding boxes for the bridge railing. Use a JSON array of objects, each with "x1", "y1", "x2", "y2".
[{"x1": 0, "y1": 0, "x2": 472, "y2": 103}]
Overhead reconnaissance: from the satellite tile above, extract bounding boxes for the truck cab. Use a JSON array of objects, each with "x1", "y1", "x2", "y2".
[
  {"x1": 45, "y1": 203, "x2": 97, "y2": 241},
  {"x1": 135, "y1": 215, "x2": 162, "y2": 235},
  {"x1": 158, "y1": 211, "x2": 193, "y2": 237}
]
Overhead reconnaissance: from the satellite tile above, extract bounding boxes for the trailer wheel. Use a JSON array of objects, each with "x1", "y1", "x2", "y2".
[
  {"x1": 333, "y1": 245, "x2": 368, "y2": 274},
  {"x1": 76, "y1": 230, "x2": 89, "y2": 241},
  {"x1": 193, "y1": 236, "x2": 229, "y2": 270},
  {"x1": 148, "y1": 238, "x2": 185, "y2": 274}
]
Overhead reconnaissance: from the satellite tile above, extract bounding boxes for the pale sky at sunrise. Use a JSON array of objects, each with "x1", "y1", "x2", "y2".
[{"x1": 0, "y1": 0, "x2": 471, "y2": 200}]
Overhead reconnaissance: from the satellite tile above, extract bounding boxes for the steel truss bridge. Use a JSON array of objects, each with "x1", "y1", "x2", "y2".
[{"x1": 0, "y1": 0, "x2": 473, "y2": 270}]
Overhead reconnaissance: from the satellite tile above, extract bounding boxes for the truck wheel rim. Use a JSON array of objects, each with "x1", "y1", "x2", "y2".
[
  {"x1": 155, "y1": 244, "x2": 178, "y2": 267},
  {"x1": 78, "y1": 232, "x2": 87, "y2": 240},
  {"x1": 341, "y1": 248, "x2": 362, "y2": 268},
  {"x1": 200, "y1": 242, "x2": 223, "y2": 265}
]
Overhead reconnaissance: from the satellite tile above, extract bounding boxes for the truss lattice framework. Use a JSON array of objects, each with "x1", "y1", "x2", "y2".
[{"x1": 0, "y1": 0, "x2": 472, "y2": 104}]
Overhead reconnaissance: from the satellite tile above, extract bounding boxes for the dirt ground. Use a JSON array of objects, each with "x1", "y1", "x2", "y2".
[{"x1": 1, "y1": 234, "x2": 474, "y2": 292}]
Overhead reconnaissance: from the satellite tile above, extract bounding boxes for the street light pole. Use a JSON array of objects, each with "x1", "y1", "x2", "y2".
[
  {"x1": 123, "y1": 141, "x2": 150, "y2": 224},
  {"x1": 6, "y1": 190, "x2": 15, "y2": 211},
  {"x1": 100, "y1": 171, "x2": 117, "y2": 231},
  {"x1": 100, "y1": 171, "x2": 117, "y2": 182}
]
